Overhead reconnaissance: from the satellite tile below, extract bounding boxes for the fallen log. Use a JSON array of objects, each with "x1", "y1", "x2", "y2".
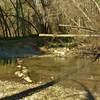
[{"x1": 39, "y1": 34, "x2": 100, "y2": 37}]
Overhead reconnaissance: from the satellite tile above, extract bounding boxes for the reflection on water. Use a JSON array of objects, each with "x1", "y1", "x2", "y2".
[
  {"x1": 0, "y1": 58, "x2": 16, "y2": 65},
  {"x1": 0, "y1": 57, "x2": 100, "y2": 92}
]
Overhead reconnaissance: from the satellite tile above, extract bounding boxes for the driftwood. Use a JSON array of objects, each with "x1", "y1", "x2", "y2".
[{"x1": 39, "y1": 34, "x2": 100, "y2": 37}]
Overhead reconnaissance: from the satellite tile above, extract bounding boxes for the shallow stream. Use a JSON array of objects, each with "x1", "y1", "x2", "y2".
[{"x1": 0, "y1": 56, "x2": 100, "y2": 93}]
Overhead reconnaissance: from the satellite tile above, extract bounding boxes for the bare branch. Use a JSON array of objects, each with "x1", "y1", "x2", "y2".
[
  {"x1": 71, "y1": 0, "x2": 93, "y2": 23},
  {"x1": 92, "y1": 0, "x2": 100, "y2": 13}
]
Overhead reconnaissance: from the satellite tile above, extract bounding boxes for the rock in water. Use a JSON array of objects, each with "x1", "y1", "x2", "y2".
[{"x1": 23, "y1": 76, "x2": 33, "y2": 83}]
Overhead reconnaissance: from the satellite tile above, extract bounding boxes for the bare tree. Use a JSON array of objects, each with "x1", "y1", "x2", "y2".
[{"x1": 0, "y1": 0, "x2": 100, "y2": 38}]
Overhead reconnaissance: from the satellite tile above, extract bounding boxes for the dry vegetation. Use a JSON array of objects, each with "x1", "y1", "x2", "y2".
[{"x1": 0, "y1": 0, "x2": 100, "y2": 38}]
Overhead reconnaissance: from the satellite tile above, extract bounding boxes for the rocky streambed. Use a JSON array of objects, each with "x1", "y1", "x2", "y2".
[
  {"x1": 47, "y1": 44, "x2": 100, "y2": 59},
  {"x1": 0, "y1": 80, "x2": 99, "y2": 100}
]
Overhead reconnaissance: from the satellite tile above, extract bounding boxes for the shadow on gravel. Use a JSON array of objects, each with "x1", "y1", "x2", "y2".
[
  {"x1": 0, "y1": 78, "x2": 96, "y2": 100},
  {"x1": 71, "y1": 79, "x2": 95, "y2": 100},
  {"x1": 0, "y1": 80, "x2": 58, "y2": 100}
]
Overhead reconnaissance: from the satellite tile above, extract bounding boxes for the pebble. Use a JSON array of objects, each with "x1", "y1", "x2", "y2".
[
  {"x1": 16, "y1": 65, "x2": 22, "y2": 68},
  {"x1": 0, "y1": 81, "x2": 99, "y2": 100},
  {"x1": 50, "y1": 76, "x2": 54, "y2": 80},
  {"x1": 23, "y1": 76, "x2": 32, "y2": 83}
]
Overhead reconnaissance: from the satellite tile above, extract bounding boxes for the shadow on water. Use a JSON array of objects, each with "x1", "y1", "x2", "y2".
[
  {"x1": 93, "y1": 53, "x2": 100, "y2": 62},
  {"x1": 0, "y1": 58, "x2": 17, "y2": 65}
]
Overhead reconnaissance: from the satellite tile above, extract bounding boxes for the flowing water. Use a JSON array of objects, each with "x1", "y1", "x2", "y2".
[{"x1": 0, "y1": 57, "x2": 100, "y2": 93}]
